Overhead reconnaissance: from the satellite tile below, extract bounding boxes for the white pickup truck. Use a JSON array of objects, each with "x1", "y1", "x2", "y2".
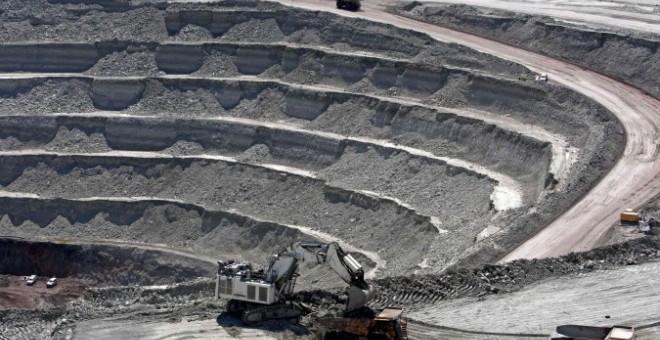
[
  {"x1": 550, "y1": 324, "x2": 635, "y2": 340},
  {"x1": 26, "y1": 275, "x2": 37, "y2": 286}
]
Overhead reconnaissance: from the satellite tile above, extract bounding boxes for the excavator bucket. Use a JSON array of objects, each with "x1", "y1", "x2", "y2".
[{"x1": 346, "y1": 284, "x2": 375, "y2": 312}]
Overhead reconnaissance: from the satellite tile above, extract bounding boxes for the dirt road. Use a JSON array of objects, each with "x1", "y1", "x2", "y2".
[
  {"x1": 384, "y1": 0, "x2": 660, "y2": 34},
  {"x1": 265, "y1": 0, "x2": 660, "y2": 261}
]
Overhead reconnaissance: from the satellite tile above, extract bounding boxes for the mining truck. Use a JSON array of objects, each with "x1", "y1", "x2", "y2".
[
  {"x1": 620, "y1": 209, "x2": 640, "y2": 224},
  {"x1": 215, "y1": 242, "x2": 407, "y2": 339},
  {"x1": 337, "y1": 0, "x2": 361, "y2": 11},
  {"x1": 320, "y1": 306, "x2": 408, "y2": 340}
]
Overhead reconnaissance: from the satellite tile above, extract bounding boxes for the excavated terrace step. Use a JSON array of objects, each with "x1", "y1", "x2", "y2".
[
  {"x1": 1, "y1": 1, "x2": 613, "y2": 215},
  {"x1": 0, "y1": 147, "x2": 498, "y2": 271},
  {"x1": 0, "y1": 41, "x2": 439, "y2": 78},
  {"x1": 0, "y1": 150, "x2": 465, "y2": 233},
  {"x1": 0, "y1": 112, "x2": 513, "y2": 211},
  {"x1": 0, "y1": 41, "x2": 508, "y2": 94},
  {"x1": 0, "y1": 40, "x2": 576, "y2": 185},
  {"x1": 0, "y1": 192, "x2": 392, "y2": 276},
  {"x1": 0, "y1": 2, "x2": 530, "y2": 78},
  {"x1": 0, "y1": 74, "x2": 557, "y2": 205},
  {"x1": 0, "y1": 5, "x2": 440, "y2": 59},
  {"x1": 0, "y1": 48, "x2": 563, "y2": 140}
]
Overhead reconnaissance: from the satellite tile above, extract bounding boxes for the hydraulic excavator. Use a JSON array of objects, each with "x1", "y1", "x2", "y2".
[{"x1": 215, "y1": 242, "x2": 407, "y2": 339}]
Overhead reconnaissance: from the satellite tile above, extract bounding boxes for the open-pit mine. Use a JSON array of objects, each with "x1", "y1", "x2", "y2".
[{"x1": 1, "y1": 0, "x2": 658, "y2": 339}]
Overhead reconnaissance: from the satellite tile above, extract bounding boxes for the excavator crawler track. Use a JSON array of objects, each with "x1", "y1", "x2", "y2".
[{"x1": 242, "y1": 304, "x2": 301, "y2": 325}]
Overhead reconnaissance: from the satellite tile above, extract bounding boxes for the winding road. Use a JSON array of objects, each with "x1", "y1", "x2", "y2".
[
  {"x1": 388, "y1": 0, "x2": 660, "y2": 34},
  {"x1": 269, "y1": 0, "x2": 660, "y2": 261}
]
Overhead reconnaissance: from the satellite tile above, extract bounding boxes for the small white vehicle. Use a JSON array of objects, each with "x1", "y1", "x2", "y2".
[
  {"x1": 26, "y1": 275, "x2": 37, "y2": 286},
  {"x1": 550, "y1": 324, "x2": 635, "y2": 339},
  {"x1": 536, "y1": 73, "x2": 549, "y2": 82},
  {"x1": 46, "y1": 277, "x2": 57, "y2": 288}
]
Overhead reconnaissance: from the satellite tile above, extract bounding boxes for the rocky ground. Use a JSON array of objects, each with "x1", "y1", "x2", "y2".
[
  {"x1": 0, "y1": 0, "x2": 651, "y2": 339},
  {"x1": 2, "y1": 235, "x2": 659, "y2": 339}
]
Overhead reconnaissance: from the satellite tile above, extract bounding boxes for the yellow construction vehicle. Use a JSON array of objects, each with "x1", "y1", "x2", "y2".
[
  {"x1": 320, "y1": 306, "x2": 408, "y2": 340},
  {"x1": 620, "y1": 209, "x2": 640, "y2": 224}
]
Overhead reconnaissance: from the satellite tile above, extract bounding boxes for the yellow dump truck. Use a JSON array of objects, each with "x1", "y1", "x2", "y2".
[
  {"x1": 620, "y1": 210, "x2": 640, "y2": 224},
  {"x1": 319, "y1": 307, "x2": 408, "y2": 340}
]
